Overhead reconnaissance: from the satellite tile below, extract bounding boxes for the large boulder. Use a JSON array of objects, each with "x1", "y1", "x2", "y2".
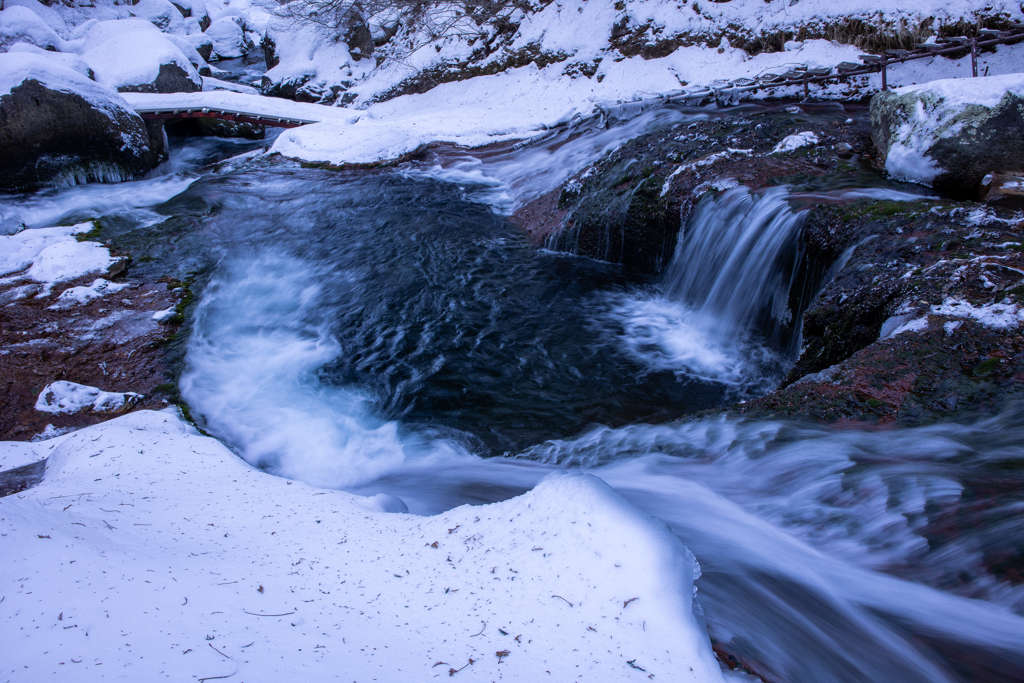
[
  {"x1": 79, "y1": 19, "x2": 202, "y2": 93},
  {"x1": 0, "y1": 50, "x2": 166, "y2": 190},
  {"x1": 871, "y1": 74, "x2": 1024, "y2": 199}
]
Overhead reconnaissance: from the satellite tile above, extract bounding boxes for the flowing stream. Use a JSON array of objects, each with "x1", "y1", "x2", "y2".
[{"x1": 3, "y1": 102, "x2": 1024, "y2": 682}]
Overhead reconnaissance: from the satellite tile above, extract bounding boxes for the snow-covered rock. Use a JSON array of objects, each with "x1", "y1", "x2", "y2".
[
  {"x1": 871, "y1": 74, "x2": 1024, "y2": 198},
  {"x1": 0, "y1": 5, "x2": 66, "y2": 52},
  {"x1": 127, "y1": 0, "x2": 188, "y2": 34},
  {"x1": 261, "y1": 14, "x2": 359, "y2": 102},
  {"x1": 771, "y1": 131, "x2": 820, "y2": 154},
  {"x1": 79, "y1": 19, "x2": 202, "y2": 93},
  {"x1": 205, "y1": 15, "x2": 251, "y2": 60},
  {"x1": 0, "y1": 409, "x2": 725, "y2": 681},
  {"x1": 0, "y1": 50, "x2": 166, "y2": 190},
  {"x1": 35, "y1": 381, "x2": 143, "y2": 415},
  {"x1": 50, "y1": 277, "x2": 131, "y2": 308},
  {"x1": 170, "y1": 0, "x2": 211, "y2": 31}
]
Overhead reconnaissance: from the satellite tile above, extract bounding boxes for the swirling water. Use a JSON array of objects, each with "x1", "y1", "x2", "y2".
[{"x1": 5, "y1": 103, "x2": 1024, "y2": 682}]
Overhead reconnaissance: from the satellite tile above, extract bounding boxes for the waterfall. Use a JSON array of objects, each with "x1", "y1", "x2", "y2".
[
  {"x1": 603, "y1": 185, "x2": 807, "y2": 388},
  {"x1": 662, "y1": 185, "x2": 807, "y2": 346}
]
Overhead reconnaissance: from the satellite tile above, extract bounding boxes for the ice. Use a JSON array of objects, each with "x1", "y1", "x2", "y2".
[
  {"x1": 0, "y1": 409, "x2": 725, "y2": 681},
  {"x1": 34, "y1": 380, "x2": 142, "y2": 414}
]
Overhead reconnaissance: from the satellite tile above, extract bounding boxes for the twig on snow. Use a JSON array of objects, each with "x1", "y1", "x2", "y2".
[
  {"x1": 208, "y1": 643, "x2": 231, "y2": 659},
  {"x1": 470, "y1": 621, "x2": 487, "y2": 637},
  {"x1": 623, "y1": 597, "x2": 639, "y2": 609},
  {"x1": 551, "y1": 595, "x2": 573, "y2": 607},
  {"x1": 243, "y1": 610, "x2": 295, "y2": 617}
]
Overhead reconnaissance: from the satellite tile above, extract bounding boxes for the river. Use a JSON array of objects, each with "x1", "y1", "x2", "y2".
[{"x1": 2, "y1": 100, "x2": 1023, "y2": 683}]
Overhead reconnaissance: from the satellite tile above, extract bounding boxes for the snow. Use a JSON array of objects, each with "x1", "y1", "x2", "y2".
[
  {"x1": 50, "y1": 277, "x2": 130, "y2": 308},
  {"x1": 0, "y1": 223, "x2": 117, "y2": 294},
  {"x1": 889, "y1": 71, "x2": 1024, "y2": 109},
  {"x1": 78, "y1": 19, "x2": 201, "y2": 92},
  {"x1": 34, "y1": 380, "x2": 143, "y2": 415},
  {"x1": 0, "y1": 434, "x2": 70, "y2": 472},
  {"x1": 931, "y1": 297, "x2": 1024, "y2": 329},
  {"x1": 0, "y1": 5, "x2": 66, "y2": 52},
  {"x1": 771, "y1": 131, "x2": 819, "y2": 154},
  {"x1": 0, "y1": 409, "x2": 725, "y2": 682},
  {"x1": 0, "y1": 49, "x2": 128, "y2": 117},
  {"x1": 202, "y1": 75, "x2": 259, "y2": 94},
  {"x1": 152, "y1": 305, "x2": 177, "y2": 322}
]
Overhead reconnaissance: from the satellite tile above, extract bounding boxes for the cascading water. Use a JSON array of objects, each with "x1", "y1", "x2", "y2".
[
  {"x1": 7, "y1": 101, "x2": 1024, "y2": 683},
  {"x1": 601, "y1": 186, "x2": 806, "y2": 390},
  {"x1": 662, "y1": 186, "x2": 805, "y2": 347}
]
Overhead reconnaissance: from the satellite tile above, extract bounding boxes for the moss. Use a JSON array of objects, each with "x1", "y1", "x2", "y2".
[
  {"x1": 973, "y1": 358, "x2": 1001, "y2": 377},
  {"x1": 75, "y1": 219, "x2": 104, "y2": 242}
]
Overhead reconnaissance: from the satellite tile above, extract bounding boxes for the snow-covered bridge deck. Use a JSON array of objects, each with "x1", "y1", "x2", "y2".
[{"x1": 123, "y1": 91, "x2": 356, "y2": 128}]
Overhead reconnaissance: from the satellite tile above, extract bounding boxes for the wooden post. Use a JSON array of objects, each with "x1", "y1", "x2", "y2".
[
  {"x1": 881, "y1": 54, "x2": 887, "y2": 91},
  {"x1": 971, "y1": 37, "x2": 978, "y2": 77},
  {"x1": 804, "y1": 73, "x2": 809, "y2": 99}
]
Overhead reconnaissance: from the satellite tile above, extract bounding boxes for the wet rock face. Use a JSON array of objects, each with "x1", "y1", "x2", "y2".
[
  {"x1": 741, "y1": 200, "x2": 1024, "y2": 425},
  {"x1": 871, "y1": 80, "x2": 1024, "y2": 200},
  {"x1": 520, "y1": 104, "x2": 874, "y2": 275},
  {"x1": 0, "y1": 79, "x2": 165, "y2": 190}
]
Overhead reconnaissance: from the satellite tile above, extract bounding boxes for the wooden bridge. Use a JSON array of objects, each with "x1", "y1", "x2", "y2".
[{"x1": 122, "y1": 91, "x2": 355, "y2": 129}]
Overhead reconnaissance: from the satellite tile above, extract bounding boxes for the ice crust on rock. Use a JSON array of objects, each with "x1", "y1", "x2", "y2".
[
  {"x1": 0, "y1": 409, "x2": 725, "y2": 681},
  {"x1": 34, "y1": 380, "x2": 142, "y2": 415}
]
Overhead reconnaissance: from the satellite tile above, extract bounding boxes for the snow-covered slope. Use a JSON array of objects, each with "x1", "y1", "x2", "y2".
[{"x1": 0, "y1": 409, "x2": 725, "y2": 682}]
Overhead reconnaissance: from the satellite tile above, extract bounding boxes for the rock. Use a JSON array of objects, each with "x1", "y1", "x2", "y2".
[
  {"x1": 205, "y1": 16, "x2": 251, "y2": 60},
  {"x1": 834, "y1": 142, "x2": 854, "y2": 159},
  {"x1": 184, "y1": 32, "x2": 214, "y2": 62},
  {"x1": 0, "y1": 51, "x2": 166, "y2": 190},
  {"x1": 870, "y1": 74, "x2": 1024, "y2": 199},
  {"x1": 980, "y1": 173, "x2": 1024, "y2": 203},
  {"x1": 80, "y1": 19, "x2": 201, "y2": 93}
]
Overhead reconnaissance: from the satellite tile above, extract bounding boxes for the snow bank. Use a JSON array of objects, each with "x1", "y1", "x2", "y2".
[
  {"x1": 35, "y1": 381, "x2": 143, "y2": 415},
  {"x1": 0, "y1": 434, "x2": 70, "y2": 472},
  {"x1": 0, "y1": 409, "x2": 724, "y2": 682},
  {"x1": 0, "y1": 223, "x2": 118, "y2": 294}
]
